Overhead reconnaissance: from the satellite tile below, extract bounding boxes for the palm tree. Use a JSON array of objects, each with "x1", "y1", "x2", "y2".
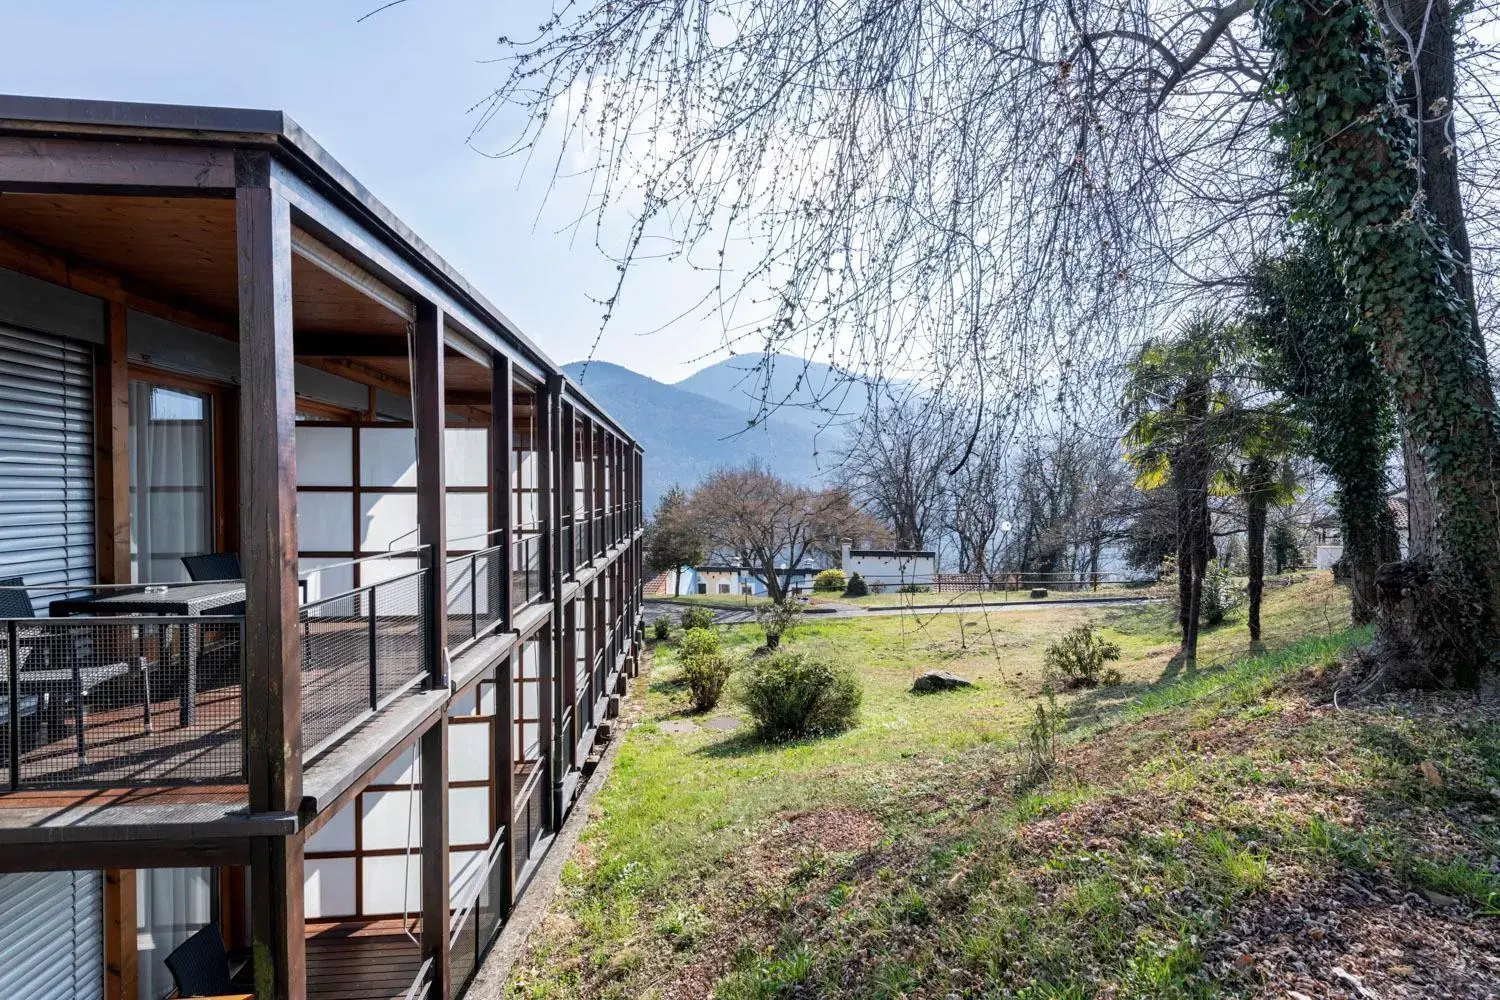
[
  {"x1": 1218, "y1": 409, "x2": 1303, "y2": 643},
  {"x1": 1122, "y1": 313, "x2": 1247, "y2": 661}
]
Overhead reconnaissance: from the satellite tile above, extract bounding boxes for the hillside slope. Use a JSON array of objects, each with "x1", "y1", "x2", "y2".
[
  {"x1": 507, "y1": 576, "x2": 1500, "y2": 999},
  {"x1": 562, "y1": 361, "x2": 831, "y2": 510}
]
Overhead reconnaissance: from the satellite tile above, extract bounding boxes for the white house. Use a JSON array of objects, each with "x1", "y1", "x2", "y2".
[{"x1": 841, "y1": 542, "x2": 936, "y2": 589}]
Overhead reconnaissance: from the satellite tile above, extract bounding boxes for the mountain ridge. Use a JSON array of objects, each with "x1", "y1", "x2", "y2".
[{"x1": 561, "y1": 359, "x2": 835, "y2": 511}]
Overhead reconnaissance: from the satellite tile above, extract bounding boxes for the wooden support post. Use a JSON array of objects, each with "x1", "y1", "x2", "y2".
[
  {"x1": 411, "y1": 298, "x2": 451, "y2": 1000},
  {"x1": 544, "y1": 377, "x2": 567, "y2": 819},
  {"x1": 237, "y1": 152, "x2": 306, "y2": 1000},
  {"x1": 492, "y1": 358, "x2": 514, "y2": 631},
  {"x1": 94, "y1": 302, "x2": 130, "y2": 585},
  {"x1": 103, "y1": 869, "x2": 137, "y2": 1000},
  {"x1": 420, "y1": 718, "x2": 450, "y2": 1000},
  {"x1": 539, "y1": 375, "x2": 560, "y2": 824},
  {"x1": 496, "y1": 651, "x2": 517, "y2": 917}
]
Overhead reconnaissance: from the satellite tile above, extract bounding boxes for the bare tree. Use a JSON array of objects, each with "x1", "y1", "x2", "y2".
[
  {"x1": 687, "y1": 465, "x2": 879, "y2": 602},
  {"x1": 474, "y1": 0, "x2": 1500, "y2": 683},
  {"x1": 837, "y1": 388, "x2": 955, "y2": 549}
]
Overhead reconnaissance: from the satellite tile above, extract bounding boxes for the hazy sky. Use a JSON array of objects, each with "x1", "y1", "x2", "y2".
[{"x1": 0, "y1": 0, "x2": 735, "y2": 383}]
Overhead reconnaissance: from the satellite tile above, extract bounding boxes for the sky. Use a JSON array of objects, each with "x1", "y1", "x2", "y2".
[{"x1": 0, "y1": 0, "x2": 735, "y2": 383}]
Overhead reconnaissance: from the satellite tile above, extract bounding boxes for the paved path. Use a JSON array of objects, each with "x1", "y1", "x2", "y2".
[{"x1": 644, "y1": 596, "x2": 1155, "y2": 626}]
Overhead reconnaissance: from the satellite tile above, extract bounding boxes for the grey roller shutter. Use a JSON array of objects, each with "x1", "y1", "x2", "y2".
[
  {"x1": 0, "y1": 325, "x2": 95, "y2": 609},
  {"x1": 0, "y1": 870, "x2": 103, "y2": 1000}
]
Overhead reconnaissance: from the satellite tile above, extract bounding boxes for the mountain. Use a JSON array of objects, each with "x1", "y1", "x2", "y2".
[
  {"x1": 672, "y1": 353, "x2": 873, "y2": 435},
  {"x1": 562, "y1": 360, "x2": 834, "y2": 511}
]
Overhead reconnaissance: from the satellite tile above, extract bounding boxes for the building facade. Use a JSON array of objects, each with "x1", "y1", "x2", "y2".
[
  {"x1": 840, "y1": 543, "x2": 936, "y2": 589},
  {"x1": 0, "y1": 95, "x2": 644, "y2": 1000}
]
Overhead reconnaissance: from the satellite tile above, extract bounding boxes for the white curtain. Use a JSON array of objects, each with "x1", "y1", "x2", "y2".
[
  {"x1": 129, "y1": 383, "x2": 212, "y2": 584},
  {"x1": 136, "y1": 868, "x2": 213, "y2": 1000}
]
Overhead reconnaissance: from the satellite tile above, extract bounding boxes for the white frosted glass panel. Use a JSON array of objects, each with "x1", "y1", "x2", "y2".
[
  {"x1": 306, "y1": 802, "x2": 356, "y2": 852},
  {"x1": 297, "y1": 491, "x2": 353, "y2": 551},
  {"x1": 362, "y1": 789, "x2": 421, "y2": 851},
  {"x1": 295, "y1": 427, "x2": 353, "y2": 486},
  {"x1": 449, "y1": 786, "x2": 490, "y2": 846},
  {"x1": 479, "y1": 682, "x2": 497, "y2": 716},
  {"x1": 360, "y1": 493, "x2": 419, "y2": 551},
  {"x1": 515, "y1": 721, "x2": 540, "y2": 761},
  {"x1": 299, "y1": 558, "x2": 356, "y2": 616},
  {"x1": 450, "y1": 850, "x2": 483, "y2": 895},
  {"x1": 447, "y1": 493, "x2": 489, "y2": 549},
  {"x1": 449, "y1": 722, "x2": 490, "y2": 783},
  {"x1": 304, "y1": 858, "x2": 356, "y2": 918},
  {"x1": 360, "y1": 427, "x2": 418, "y2": 487},
  {"x1": 450, "y1": 688, "x2": 478, "y2": 717},
  {"x1": 374, "y1": 748, "x2": 417, "y2": 786},
  {"x1": 445, "y1": 428, "x2": 488, "y2": 488},
  {"x1": 522, "y1": 680, "x2": 539, "y2": 717},
  {"x1": 362, "y1": 855, "x2": 421, "y2": 915}
]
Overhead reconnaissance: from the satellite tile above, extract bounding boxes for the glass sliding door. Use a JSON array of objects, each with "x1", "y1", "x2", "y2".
[{"x1": 129, "y1": 381, "x2": 215, "y2": 584}]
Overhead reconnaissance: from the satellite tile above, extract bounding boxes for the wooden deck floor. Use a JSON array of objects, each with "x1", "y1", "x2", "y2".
[{"x1": 307, "y1": 921, "x2": 424, "y2": 1000}]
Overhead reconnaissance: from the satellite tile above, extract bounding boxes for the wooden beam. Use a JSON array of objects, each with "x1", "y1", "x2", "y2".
[
  {"x1": 296, "y1": 354, "x2": 489, "y2": 425},
  {"x1": 0, "y1": 227, "x2": 236, "y2": 337},
  {"x1": 94, "y1": 302, "x2": 130, "y2": 584},
  {"x1": 103, "y1": 869, "x2": 137, "y2": 1000},
  {"x1": 236, "y1": 151, "x2": 306, "y2": 1000},
  {"x1": 291, "y1": 225, "x2": 415, "y2": 322},
  {"x1": 292, "y1": 332, "x2": 410, "y2": 357},
  {"x1": 0, "y1": 136, "x2": 237, "y2": 193},
  {"x1": 0, "y1": 837, "x2": 253, "y2": 872}
]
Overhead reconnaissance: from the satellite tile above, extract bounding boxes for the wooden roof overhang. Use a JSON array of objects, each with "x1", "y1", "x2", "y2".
[{"x1": 0, "y1": 93, "x2": 638, "y2": 448}]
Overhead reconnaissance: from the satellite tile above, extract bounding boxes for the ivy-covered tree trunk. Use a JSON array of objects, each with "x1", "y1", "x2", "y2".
[{"x1": 1258, "y1": 0, "x2": 1500, "y2": 690}]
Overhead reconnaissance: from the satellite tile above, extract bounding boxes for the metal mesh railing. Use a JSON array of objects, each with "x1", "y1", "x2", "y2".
[
  {"x1": 300, "y1": 556, "x2": 430, "y2": 760},
  {"x1": 512, "y1": 534, "x2": 544, "y2": 611},
  {"x1": 512, "y1": 763, "x2": 548, "y2": 884},
  {"x1": 1, "y1": 616, "x2": 244, "y2": 788},
  {"x1": 447, "y1": 543, "x2": 505, "y2": 654}
]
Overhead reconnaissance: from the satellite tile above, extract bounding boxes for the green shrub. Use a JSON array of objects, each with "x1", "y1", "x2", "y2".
[
  {"x1": 680, "y1": 606, "x2": 715, "y2": 631},
  {"x1": 755, "y1": 597, "x2": 802, "y2": 649},
  {"x1": 843, "y1": 573, "x2": 869, "y2": 598},
  {"x1": 678, "y1": 627, "x2": 721, "y2": 660},
  {"x1": 737, "y1": 651, "x2": 861, "y2": 740},
  {"x1": 897, "y1": 583, "x2": 930, "y2": 593},
  {"x1": 813, "y1": 568, "x2": 847, "y2": 592},
  {"x1": 651, "y1": 616, "x2": 672, "y2": 642},
  {"x1": 681, "y1": 651, "x2": 734, "y2": 712},
  {"x1": 1199, "y1": 563, "x2": 1240, "y2": 627},
  {"x1": 1043, "y1": 624, "x2": 1123, "y2": 689}
]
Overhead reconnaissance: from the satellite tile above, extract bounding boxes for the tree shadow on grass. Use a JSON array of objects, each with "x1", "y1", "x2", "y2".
[{"x1": 1158, "y1": 649, "x2": 1198, "y2": 685}]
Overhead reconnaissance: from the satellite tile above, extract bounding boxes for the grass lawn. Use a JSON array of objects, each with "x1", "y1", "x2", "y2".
[
  {"x1": 820, "y1": 583, "x2": 1149, "y2": 608},
  {"x1": 507, "y1": 572, "x2": 1500, "y2": 999}
]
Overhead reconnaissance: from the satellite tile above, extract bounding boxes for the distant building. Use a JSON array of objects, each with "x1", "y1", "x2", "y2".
[
  {"x1": 840, "y1": 542, "x2": 936, "y2": 589},
  {"x1": 1312, "y1": 495, "x2": 1410, "y2": 570},
  {"x1": 666, "y1": 565, "x2": 820, "y2": 596}
]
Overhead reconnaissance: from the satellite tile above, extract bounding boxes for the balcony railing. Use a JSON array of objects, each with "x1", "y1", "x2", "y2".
[
  {"x1": 447, "y1": 533, "x2": 505, "y2": 653},
  {"x1": 1, "y1": 614, "x2": 245, "y2": 788},
  {"x1": 449, "y1": 826, "x2": 508, "y2": 994},
  {"x1": 299, "y1": 549, "x2": 431, "y2": 761}
]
